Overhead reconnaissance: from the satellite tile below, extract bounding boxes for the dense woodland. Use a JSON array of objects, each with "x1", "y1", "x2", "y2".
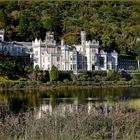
[{"x1": 0, "y1": 1, "x2": 140, "y2": 56}]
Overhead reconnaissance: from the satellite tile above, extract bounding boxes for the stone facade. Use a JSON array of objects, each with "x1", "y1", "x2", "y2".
[
  {"x1": 2, "y1": 28, "x2": 139, "y2": 72},
  {"x1": 0, "y1": 29, "x2": 32, "y2": 64},
  {"x1": 33, "y1": 31, "x2": 118, "y2": 72}
]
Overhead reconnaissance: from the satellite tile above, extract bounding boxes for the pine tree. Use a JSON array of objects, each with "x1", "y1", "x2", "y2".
[{"x1": 50, "y1": 65, "x2": 59, "y2": 81}]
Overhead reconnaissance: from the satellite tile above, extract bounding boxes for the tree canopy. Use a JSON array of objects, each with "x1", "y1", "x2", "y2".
[{"x1": 0, "y1": 1, "x2": 140, "y2": 56}]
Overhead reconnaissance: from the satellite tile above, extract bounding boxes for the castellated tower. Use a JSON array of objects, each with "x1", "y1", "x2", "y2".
[
  {"x1": 81, "y1": 31, "x2": 86, "y2": 46},
  {"x1": 32, "y1": 38, "x2": 41, "y2": 69}
]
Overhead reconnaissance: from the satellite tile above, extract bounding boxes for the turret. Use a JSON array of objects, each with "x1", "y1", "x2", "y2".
[
  {"x1": 32, "y1": 38, "x2": 41, "y2": 48},
  {"x1": 61, "y1": 39, "x2": 64, "y2": 46},
  {"x1": 81, "y1": 31, "x2": 86, "y2": 46},
  {"x1": 45, "y1": 32, "x2": 56, "y2": 45}
]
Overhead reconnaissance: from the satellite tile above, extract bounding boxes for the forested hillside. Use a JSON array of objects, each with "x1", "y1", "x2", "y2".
[{"x1": 0, "y1": 1, "x2": 140, "y2": 56}]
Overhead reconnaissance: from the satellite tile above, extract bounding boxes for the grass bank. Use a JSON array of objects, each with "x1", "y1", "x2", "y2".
[{"x1": 1, "y1": 80, "x2": 140, "y2": 90}]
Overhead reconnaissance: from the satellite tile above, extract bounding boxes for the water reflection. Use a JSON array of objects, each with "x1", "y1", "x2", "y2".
[{"x1": 0, "y1": 87, "x2": 140, "y2": 117}]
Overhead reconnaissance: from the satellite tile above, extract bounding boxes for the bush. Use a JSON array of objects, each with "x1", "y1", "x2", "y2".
[
  {"x1": 128, "y1": 79, "x2": 140, "y2": 85},
  {"x1": 77, "y1": 74, "x2": 89, "y2": 81},
  {"x1": 59, "y1": 71, "x2": 72, "y2": 81},
  {"x1": 106, "y1": 70, "x2": 120, "y2": 81},
  {"x1": 119, "y1": 77, "x2": 127, "y2": 81},
  {"x1": 63, "y1": 79, "x2": 69, "y2": 83},
  {"x1": 70, "y1": 73, "x2": 78, "y2": 81},
  {"x1": 87, "y1": 71, "x2": 107, "y2": 77},
  {"x1": 94, "y1": 75, "x2": 102, "y2": 83},
  {"x1": 131, "y1": 74, "x2": 140, "y2": 80}
]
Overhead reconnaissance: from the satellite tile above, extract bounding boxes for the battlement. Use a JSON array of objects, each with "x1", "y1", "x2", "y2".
[
  {"x1": 85, "y1": 40, "x2": 99, "y2": 46},
  {"x1": 32, "y1": 38, "x2": 41, "y2": 47}
]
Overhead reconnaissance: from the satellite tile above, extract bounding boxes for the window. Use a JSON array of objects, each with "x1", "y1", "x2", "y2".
[
  {"x1": 92, "y1": 65, "x2": 95, "y2": 70},
  {"x1": 73, "y1": 55, "x2": 76, "y2": 61},
  {"x1": 70, "y1": 56, "x2": 72, "y2": 61},
  {"x1": 99, "y1": 57, "x2": 104, "y2": 67},
  {"x1": 73, "y1": 64, "x2": 76, "y2": 70},
  {"x1": 48, "y1": 65, "x2": 50, "y2": 70},
  {"x1": 22, "y1": 48, "x2": 25, "y2": 54},
  {"x1": 57, "y1": 57, "x2": 60, "y2": 62},
  {"x1": 57, "y1": 64, "x2": 60, "y2": 69},
  {"x1": 70, "y1": 64, "x2": 73, "y2": 70},
  {"x1": 35, "y1": 58, "x2": 38, "y2": 63}
]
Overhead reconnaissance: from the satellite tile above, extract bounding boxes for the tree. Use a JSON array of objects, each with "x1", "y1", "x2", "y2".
[
  {"x1": 41, "y1": 15, "x2": 53, "y2": 31},
  {"x1": 49, "y1": 65, "x2": 59, "y2": 81}
]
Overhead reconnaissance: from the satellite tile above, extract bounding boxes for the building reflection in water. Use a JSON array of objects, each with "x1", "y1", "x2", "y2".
[{"x1": 35, "y1": 97, "x2": 108, "y2": 119}]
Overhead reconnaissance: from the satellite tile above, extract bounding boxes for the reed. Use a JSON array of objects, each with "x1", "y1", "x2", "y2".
[{"x1": 0, "y1": 104, "x2": 139, "y2": 140}]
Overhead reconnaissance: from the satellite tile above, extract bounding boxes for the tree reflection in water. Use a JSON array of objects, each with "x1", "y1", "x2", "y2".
[{"x1": 0, "y1": 87, "x2": 139, "y2": 118}]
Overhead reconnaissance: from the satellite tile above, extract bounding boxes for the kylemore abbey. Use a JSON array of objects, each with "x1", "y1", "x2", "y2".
[{"x1": 0, "y1": 29, "x2": 139, "y2": 73}]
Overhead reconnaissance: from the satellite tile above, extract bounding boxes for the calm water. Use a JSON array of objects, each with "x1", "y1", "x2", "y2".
[{"x1": 0, "y1": 87, "x2": 140, "y2": 116}]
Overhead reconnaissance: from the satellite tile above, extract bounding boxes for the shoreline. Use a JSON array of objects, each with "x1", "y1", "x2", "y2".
[{"x1": 1, "y1": 80, "x2": 140, "y2": 91}]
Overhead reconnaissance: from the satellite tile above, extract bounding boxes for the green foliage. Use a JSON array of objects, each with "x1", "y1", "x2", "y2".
[
  {"x1": 0, "y1": 1, "x2": 140, "y2": 54},
  {"x1": 0, "y1": 51, "x2": 29, "y2": 80},
  {"x1": 87, "y1": 71, "x2": 107, "y2": 77},
  {"x1": 131, "y1": 74, "x2": 140, "y2": 81},
  {"x1": 106, "y1": 70, "x2": 120, "y2": 81},
  {"x1": 71, "y1": 73, "x2": 78, "y2": 82},
  {"x1": 37, "y1": 71, "x2": 49, "y2": 82},
  {"x1": 77, "y1": 74, "x2": 89, "y2": 81},
  {"x1": 41, "y1": 15, "x2": 53, "y2": 31},
  {"x1": 59, "y1": 71, "x2": 72, "y2": 81},
  {"x1": 49, "y1": 65, "x2": 59, "y2": 82},
  {"x1": 24, "y1": 66, "x2": 33, "y2": 73}
]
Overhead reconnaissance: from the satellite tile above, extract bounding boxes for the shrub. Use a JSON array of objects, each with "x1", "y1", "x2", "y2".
[
  {"x1": 77, "y1": 74, "x2": 89, "y2": 81},
  {"x1": 59, "y1": 71, "x2": 72, "y2": 81},
  {"x1": 87, "y1": 71, "x2": 107, "y2": 77},
  {"x1": 119, "y1": 77, "x2": 127, "y2": 81},
  {"x1": 70, "y1": 73, "x2": 78, "y2": 81},
  {"x1": 131, "y1": 74, "x2": 140, "y2": 80},
  {"x1": 63, "y1": 79, "x2": 69, "y2": 83},
  {"x1": 94, "y1": 75, "x2": 102, "y2": 83},
  {"x1": 106, "y1": 70, "x2": 120, "y2": 81}
]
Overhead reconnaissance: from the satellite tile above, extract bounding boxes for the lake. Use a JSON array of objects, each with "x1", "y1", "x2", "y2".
[
  {"x1": 0, "y1": 87, "x2": 140, "y2": 116},
  {"x1": 0, "y1": 87, "x2": 140, "y2": 140}
]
